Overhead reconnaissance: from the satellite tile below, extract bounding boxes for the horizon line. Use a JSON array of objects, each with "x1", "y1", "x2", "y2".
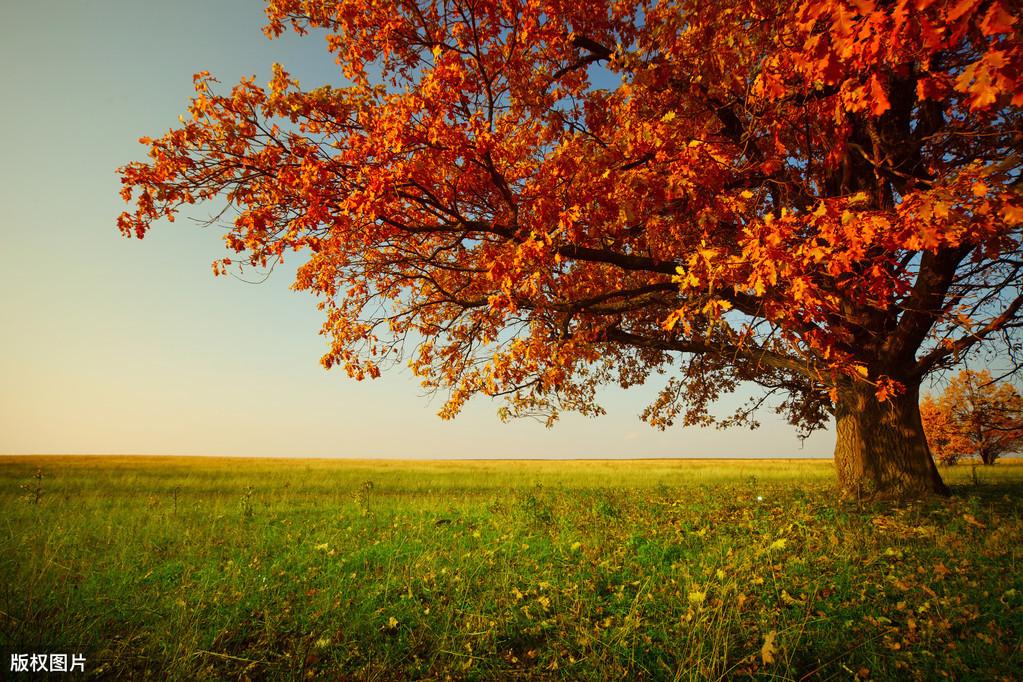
[{"x1": 0, "y1": 453, "x2": 833, "y2": 461}]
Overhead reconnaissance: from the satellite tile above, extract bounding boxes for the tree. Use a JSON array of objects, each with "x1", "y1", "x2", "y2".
[
  {"x1": 922, "y1": 370, "x2": 1023, "y2": 465},
  {"x1": 117, "y1": 0, "x2": 1023, "y2": 499},
  {"x1": 919, "y1": 393, "x2": 970, "y2": 465}
]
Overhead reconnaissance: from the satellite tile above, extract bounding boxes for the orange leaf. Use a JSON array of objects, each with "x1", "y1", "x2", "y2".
[
  {"x1": 1001, "y1": 204, "x2": 1023, "y2": 225},
  {"x1": 963, "y1": 513, "x2": 986, "y2": 529},
  {"x1": 851, "y1": 0, "x2": 876, "y2": 14},
  {"x1": 869, "y1": 75, "x2": 890, "y2": 116},
  {"x1": 980, "y1": 1, "x2": 1017, "y2": 36},
  {"x1": 917, "y1": 17, "x2": 945, "y2": 50},
  {"x1": 948, "y1": 0, "x2": 981, "y2": 23}
]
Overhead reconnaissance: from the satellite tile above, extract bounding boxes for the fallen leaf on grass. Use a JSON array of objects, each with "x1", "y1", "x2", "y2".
[
  {"x1": 780, "y1": 590, "x2": 805, "y2": 606},
  {"x1": 962, "y1": 513, "x2": 986, "y2": 528},
  {"x1": 761, "y1": 630, "x2": 778, "y2": 664}
]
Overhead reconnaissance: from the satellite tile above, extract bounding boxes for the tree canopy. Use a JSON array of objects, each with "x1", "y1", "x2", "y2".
[
  {"x1": 922, "y1": 369, "x2": 1023, "y2": 465},
  {"x1": 118, "y1": 0, "x2": 1023, "y2": 498}
]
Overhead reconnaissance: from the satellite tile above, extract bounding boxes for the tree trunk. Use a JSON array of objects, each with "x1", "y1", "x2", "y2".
[{"x1": 833, "y1": 382, "x2": 949, "y2": 499}]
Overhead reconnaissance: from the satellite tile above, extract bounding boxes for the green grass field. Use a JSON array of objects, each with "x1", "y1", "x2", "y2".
[{"x1": 1, "y1": 456, "x2": 1020, "y2": 680}]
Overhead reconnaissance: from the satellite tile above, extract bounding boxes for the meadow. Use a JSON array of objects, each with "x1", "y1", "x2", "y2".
[{"x1": 0, "y1": 456, "x2": 1020, "y2": 680}]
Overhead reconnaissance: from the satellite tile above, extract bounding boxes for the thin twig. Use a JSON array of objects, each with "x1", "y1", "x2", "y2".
[{"x1": 194, "y1": 650, "x2": 262, "y2": 664}]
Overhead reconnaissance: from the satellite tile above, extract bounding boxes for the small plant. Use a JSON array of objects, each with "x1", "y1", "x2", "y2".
[
  {"x1": 593, "y1": 493, "x2": 621, "y2": 520},
  {"x1": 19, "y1": 468, "x2": 44, "y2": 505},
  {"x1": 241, "y1": 485, "x2": 255, "y2": 519},
  {"x1": 518, "y1": 483, "x2": 553, "y2": 526},
  {"x1": 353, "y1": 480, "x2": 375, "y2": 516}
]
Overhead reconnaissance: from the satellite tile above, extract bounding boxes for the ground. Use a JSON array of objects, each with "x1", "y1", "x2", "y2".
[{"x1": 1, "y1": 456, "x2": 1021, "y2": 680}]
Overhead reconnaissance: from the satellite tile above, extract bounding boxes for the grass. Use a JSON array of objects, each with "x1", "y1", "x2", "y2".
[{"x1": 0, "y1": 456, "x2": 1021, "y2": 680}]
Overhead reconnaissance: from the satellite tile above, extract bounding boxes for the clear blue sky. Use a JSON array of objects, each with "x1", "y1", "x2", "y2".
[{"x1": 0, "y1": 0, "x2": 835, "y2": 458}]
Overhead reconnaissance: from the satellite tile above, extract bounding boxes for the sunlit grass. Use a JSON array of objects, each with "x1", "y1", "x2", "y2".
[{"x1": 1, "y1": 456, "x2": 1020, "y2": 679}]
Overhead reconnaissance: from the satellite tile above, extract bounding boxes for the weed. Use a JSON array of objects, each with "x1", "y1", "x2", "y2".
[
  {"x1": 240, "y1": 485, "x2": 255, "y2": 519},
  {"x1": 18, "y1": 468, "x2": 43, "y2": 505},
  {"x1": 517, "y1": 483, "x2": 553, "y2": 526},
  {"x1": 593, "y1": 492, "x2": 622, "y2": 520}
]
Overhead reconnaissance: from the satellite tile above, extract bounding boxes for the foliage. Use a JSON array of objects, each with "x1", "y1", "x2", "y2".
[
  {"x1": 922, "y1": 369, "x2": 1023, "y2": 465},
  {"x1": 117, "y1": 1, "x2": 1023, "y2": 495},
  {"x1": 2, "y1": 456, "x2": 1022, "y2": 679}
]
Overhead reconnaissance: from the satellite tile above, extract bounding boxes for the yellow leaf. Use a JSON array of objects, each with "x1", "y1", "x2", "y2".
[
  {"x1": 769, "y1": 537, "x2": 787, "y2": 550},
  {"x1": 781, "y1": 589, "x2": 805, "y2": 605},
  {"x1": 688, "y1": 590, "x2": 707, "y2": 605},
  {"x1": 761, "y1": 630, "x2": 778, "y2": 664},
  {"x1": 963, "y1": 513, "x2": 986, "y2": 528}
]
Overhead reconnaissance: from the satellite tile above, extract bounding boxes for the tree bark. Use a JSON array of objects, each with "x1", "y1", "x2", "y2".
[{"x1": 833, "y1": 382, "x2": 950, "y2": 499}]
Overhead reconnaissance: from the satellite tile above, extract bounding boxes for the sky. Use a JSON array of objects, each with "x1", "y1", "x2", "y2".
[{"x1": 0, "y1": 0, "x2": 836, "y2": 459}]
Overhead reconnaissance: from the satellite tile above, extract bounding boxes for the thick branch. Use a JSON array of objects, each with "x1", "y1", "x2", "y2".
[
  {"x1": 602, "y1": 327, "x2": 811, "y2": 376},
  {"x1": 884, "y1": 245, "x2": 971, "y2": 367},
  {"x1": 912, "y1": 291, "x2": 1023, "y2": 378}
]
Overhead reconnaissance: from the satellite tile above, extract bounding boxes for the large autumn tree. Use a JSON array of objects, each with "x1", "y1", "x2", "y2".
[{"x1": 118, "y1": 0, "x2": 1023, "y2": 498}]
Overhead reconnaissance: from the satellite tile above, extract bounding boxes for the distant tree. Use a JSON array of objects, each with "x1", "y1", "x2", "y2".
[
  {"x1": 919, "y1": 393, "x2": 971, "y2": 465},
  {"x1": 922, "y1": 370, "x2": 1023, "y2": 466},
  {"x1": 118, "y1": 0, "x2": 1023, "y2": 499}
]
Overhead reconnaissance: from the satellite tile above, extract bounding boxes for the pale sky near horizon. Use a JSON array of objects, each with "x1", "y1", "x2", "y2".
[{"x1": 0, "y1": 0, "x2": 842, "y2": 458}]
